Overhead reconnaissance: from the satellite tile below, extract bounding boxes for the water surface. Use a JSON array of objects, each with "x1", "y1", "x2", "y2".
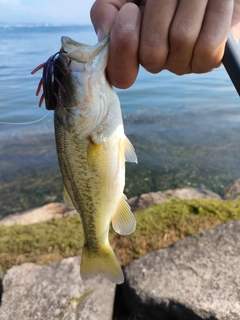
[{"x1": 0, "y1": 25, "x2": 240, "y2": 218}]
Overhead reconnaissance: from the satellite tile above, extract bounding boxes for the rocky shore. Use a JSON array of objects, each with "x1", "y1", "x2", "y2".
[
  {"x1": 1, "y1": 179, "x2": 240, "y2": 319},
  {"x1": 0, "y1": 185, "x2": 228, "y2": 227}
]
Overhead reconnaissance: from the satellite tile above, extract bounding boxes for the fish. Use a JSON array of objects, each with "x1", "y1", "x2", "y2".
[{"x1": 53, "y1": 36, "x2": 138, "y2": 284}]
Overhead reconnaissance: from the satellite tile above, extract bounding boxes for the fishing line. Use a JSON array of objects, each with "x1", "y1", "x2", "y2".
[{"x1": 0, "y1": 110, "x2": 50, "y2": 125}]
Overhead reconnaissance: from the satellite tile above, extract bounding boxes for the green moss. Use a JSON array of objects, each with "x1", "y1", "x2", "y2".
[
  {"x1": 1, "y1": 198, "x2": 240, "y2": 272},
  {"x1": 0, "y1": 215, "x2": 83, "y2": 271},
  {"x1": 136, "y1": 198, "x2": 240, "y2": 231}
]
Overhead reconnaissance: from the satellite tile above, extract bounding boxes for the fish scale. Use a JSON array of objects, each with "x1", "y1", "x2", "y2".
[{"x1": 54, "y1": 36, "x2": 137, "y2": 284}]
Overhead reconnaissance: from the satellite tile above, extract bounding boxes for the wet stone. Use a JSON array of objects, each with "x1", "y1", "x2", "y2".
[
  {"x1": 0, "y1": 256, "x2": 115, "y2": 320},
  {"x1": 114, "y1": 220, "x2": 240, "y2": 320}
]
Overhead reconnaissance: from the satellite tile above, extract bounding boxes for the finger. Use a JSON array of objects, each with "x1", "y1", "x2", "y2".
[
  {"x1": 139, "y1": 0, "x2": 178, "y2": 73},
  {"x1": 90, "y1": 0, "x2": 124, "y2": 40},
  {"x1": 165, "y1": 0, "x2": 208, "y2": 75},
  {"x1": 230, "y1": 0, "x2": 240, "y2": 41},
  {"x1": 107, "y1": 3, "x2": 141, "y2": 88},
  {"x1": 192, "y1": 0, "x2": 234, "y2": 73}
]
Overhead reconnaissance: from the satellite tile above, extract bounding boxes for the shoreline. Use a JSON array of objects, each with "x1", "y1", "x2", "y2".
[{"x1": 1, "y1": 183, "x2": 239, "y2": 227}]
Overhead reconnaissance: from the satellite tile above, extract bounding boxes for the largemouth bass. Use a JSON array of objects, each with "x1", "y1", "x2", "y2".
[{"x1": 54, "y1": 36, "x2": 137, "y2": 284}]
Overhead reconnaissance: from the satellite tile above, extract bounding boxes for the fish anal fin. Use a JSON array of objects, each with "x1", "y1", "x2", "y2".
[
  {"x1": 123, "y1": 135, "x2": 138, "y2": 163},
  {"x1": 112, "y1": 195, "x2": 136, "y2": 235},
  {"x1": 63, "y1": 185, "x2": 75, "y2": 209},
  {"x1": 81, "y1": 243, "x2": 124, "y2": 284}
]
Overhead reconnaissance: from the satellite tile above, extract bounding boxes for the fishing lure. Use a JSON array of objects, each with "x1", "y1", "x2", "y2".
[{"x1": 31, "y1": 52, "x2": 66, "y2": 110}]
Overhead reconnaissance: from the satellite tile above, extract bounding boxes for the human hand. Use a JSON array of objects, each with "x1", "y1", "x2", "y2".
[{"x1": 91, "y1": 0, "x2": 240, "y2": 89}]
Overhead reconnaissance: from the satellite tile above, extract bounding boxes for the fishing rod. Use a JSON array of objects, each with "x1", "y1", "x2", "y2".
[{"x1": 222, "y1": 33, "x2": 240, "y2": 96}]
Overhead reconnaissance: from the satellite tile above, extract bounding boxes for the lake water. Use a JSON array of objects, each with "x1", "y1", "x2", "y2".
[{"x1": 1, "y1": 24, "x2": 240, "y2": 218}]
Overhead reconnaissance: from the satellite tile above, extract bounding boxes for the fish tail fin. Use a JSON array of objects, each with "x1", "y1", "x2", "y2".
[{"x1": 80, "y1": 243, "x2": 124, "y2": 284}]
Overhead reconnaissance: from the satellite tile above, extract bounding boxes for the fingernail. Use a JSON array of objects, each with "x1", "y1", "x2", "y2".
[
  {"x1": 97, "y1": 29, "x2": 106, "y2": 41},
  {"x1": 119, "y1": 4, "x2": 139, "y2": 31}
]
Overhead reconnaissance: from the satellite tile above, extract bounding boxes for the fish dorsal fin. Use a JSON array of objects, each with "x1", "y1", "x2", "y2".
[
  {"x1": 63, "y1": 185, "x2": 75, "y2": 209},
  {"x1": 111, "y1": 195, "x2": 136, "y2": 235},
  {"x1": 123, "y1": 135, "x2": 138, "y2": 163}
]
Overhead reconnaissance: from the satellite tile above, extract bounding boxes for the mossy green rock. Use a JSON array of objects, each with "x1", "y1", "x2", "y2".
[{"x1": 1, "y1": 197, "x2": 240, "y2": 272}]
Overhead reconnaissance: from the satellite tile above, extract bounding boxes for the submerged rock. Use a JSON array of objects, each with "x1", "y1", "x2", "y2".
[
  {"x1": 0, "y1": 187, "x2": 221, "y2": 226},
  {"x1": 128, "y1": 191, "x2": 168, "y2": 211},
  {"x1": 164, "y1": 187, "x2": 221, "y2": 200},
  {"x1": 128, "y1": 187, "x2": 221, "y2": 212},
  {"x1": 114, "y1": 220, "x2": 240, "y2": 320},
  {"x1": 0, "y1": 257, "x2": 115, "y2": 320},
  {"x1": 0, "y1": 202, "x2": 76, "y2": 226},
  {"x1": 224, "y1": 178, "x2": 240, "y2": 200}
]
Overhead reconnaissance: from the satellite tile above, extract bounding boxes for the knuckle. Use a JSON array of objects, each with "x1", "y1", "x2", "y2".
[
  {"x1": 196, "y1": 37, "x2": 216, "y2": 56},
  {"x1": 192, "y1": 59, "x2": 220, "y2": 73},
  {"x1": 166, "y1": 26, "x2": 196, "y2": 75},
  {"x1": 166, "y1": 63, "x2": 189, "y2": 76},
  {"x1": 169, "y1": 23, "x2": 195, "y2": 51},
  {"x1": 172, "y1": 69, "x2": 186, "y2": 76},
  {"x1": 90, "y1": 1, "x2": 104, "y2": 23},
  {"x1": 139, "y1": 44, "x2": 168, "y2": 73},
  {"x1": 193, "y1": 39, "x2": 223, "y2": 72}
]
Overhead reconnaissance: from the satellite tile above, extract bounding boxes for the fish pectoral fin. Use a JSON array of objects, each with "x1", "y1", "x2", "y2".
[
  {"x1": 111, "y1": 195, "x2": 136, "y2": 235},
  {"x1": 63, "y1": 185, "x2": 75, "y2": 209},
  {"x1": 123, "y1": 135, "x2": 138, "y2": 163},
  {"x1": 81, "y1": 243, "x2": 124, "y2": 284}
]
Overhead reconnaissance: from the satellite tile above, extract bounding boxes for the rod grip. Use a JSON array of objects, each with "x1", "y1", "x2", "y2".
[{"x1": 222, "y1": 33, "x2": 240, "y2": 96}]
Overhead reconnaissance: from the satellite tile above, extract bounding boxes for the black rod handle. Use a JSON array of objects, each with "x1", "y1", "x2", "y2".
[{"x1": 222, "y1": 33, "x2": 240, "y2": 96}]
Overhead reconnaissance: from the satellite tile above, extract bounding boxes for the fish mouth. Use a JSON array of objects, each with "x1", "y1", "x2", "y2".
[
  {"x1": 61, "y1": 36, "x2": 83, "y2": 53},
  {"x1": 60, "y1": 36, "x2": 109, "y2": 64}
]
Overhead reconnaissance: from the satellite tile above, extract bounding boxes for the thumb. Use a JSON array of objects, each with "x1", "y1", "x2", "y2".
[{"x1": 90, "y1": 0, "x2": 121, "y2": 41}]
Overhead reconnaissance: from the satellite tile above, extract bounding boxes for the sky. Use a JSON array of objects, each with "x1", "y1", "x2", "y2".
[{"x1": 0, "y1": 0, "x2": 95, "y2": 25}]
